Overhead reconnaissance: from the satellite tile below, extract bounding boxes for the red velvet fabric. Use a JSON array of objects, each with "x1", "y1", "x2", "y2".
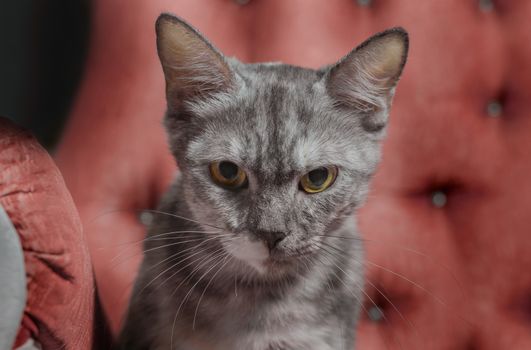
[
  {"x1": 55, "y1": 0, "x2": 531, "y2": 348},
  {"x1": 0, "y1": 119, "x2": 94, "y2": 350}
]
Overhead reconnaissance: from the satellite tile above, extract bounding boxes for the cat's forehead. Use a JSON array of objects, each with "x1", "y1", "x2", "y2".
[{"x1": 185, "y1": 63, "x2": 372, "y2": 176}]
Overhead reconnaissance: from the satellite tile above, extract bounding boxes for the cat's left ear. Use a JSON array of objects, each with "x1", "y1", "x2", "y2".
[
  {"x1": 156, "y1": 14, "x2": 234, "y2": 106},
  {"x1": 325, "y1": 28, "x2": 408, "y2": 131}
]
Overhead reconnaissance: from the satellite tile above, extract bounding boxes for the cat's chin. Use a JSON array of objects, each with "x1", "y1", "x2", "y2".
[{"x1": 222, "y1": 235, "x2": 270, "y2": 274}]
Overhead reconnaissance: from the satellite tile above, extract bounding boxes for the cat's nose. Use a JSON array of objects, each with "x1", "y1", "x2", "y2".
[{"x1": 256, "y1": 230, "x2": 287, "y2": 251}]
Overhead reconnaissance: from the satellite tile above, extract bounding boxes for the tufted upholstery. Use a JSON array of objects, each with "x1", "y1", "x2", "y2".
[{"x1": 55, "y1": 0, "x2": 531, "y2": 348}]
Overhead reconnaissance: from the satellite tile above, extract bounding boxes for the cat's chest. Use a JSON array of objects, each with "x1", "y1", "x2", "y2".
[
  {"x1": 181, "y1": 329, "x2": 335, "y2": 350},
  {"x1": 162, "y1": 290, "x2": 337, "y2": 350},
  {"x1": 177, "y1": 313, "x2": 336, "y2": 350}
]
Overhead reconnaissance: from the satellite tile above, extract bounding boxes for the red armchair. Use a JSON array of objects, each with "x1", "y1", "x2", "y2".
[{"x1": 0, "y1": 119, "x2": 93, "y2": 350}]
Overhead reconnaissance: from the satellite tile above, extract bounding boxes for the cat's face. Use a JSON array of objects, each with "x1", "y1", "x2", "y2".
[{"x1": 156, "y1": 14, "x2": 408, "y2": 276}]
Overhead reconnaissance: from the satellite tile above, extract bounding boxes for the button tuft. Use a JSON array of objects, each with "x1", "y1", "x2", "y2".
[
  {"x1": 357, "y1": 0, "x2": 372, "y2": 7},
  {"x1": 431, "y1": 191, "x2": 447, "y2": 208},
  {"x1": 139, "y1": 210, "x2": 154, "y2": 226},
  {"x1": 368, "y1": 306, "x2": 384, "y2": 322},
  {"x1": 486, "y1": 100, "x2": 503, "y2": 118},
  {"x1": 234, "y1": 0, "x2": 251, "y2": 5},
  {"x1": 479, "y1": 0, "x2": 494, "y2": 12}
]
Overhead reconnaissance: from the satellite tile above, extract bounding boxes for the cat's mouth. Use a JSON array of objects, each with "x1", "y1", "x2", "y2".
[{"x1": 221, "y1": 234, "x2": 314, "y2": 274}]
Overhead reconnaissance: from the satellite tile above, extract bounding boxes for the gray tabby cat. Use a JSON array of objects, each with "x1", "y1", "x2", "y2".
[{"x1": 119, "y1": 14, "x2": 408, "y2": 350}]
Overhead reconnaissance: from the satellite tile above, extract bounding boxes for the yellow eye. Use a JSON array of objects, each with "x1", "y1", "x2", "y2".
[
  {"x1": 299, "y1": 166, "x2": 338, "y2": 194},
  {"x1": 209, "y1": 161, "x2": 247, "y2": 189}
]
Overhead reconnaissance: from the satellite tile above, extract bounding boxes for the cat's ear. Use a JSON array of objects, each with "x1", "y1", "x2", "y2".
[
  {"x1": 326, "y1": 28, "x2": 408, "y2": 130},
  {"x1": 156, "y1": 14, "x2": 234, "y2": 105}
]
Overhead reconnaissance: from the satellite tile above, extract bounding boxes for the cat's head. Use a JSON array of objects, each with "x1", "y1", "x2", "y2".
[{"x1": 156, "y1": 14, "x2": 408, "y2": 276}]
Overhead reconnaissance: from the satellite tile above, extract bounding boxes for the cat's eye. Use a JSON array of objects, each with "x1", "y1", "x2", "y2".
[
  {"x1": 209, "y1": 161, "x2": 247, "y2": 189},
  {"x1": 299, "y1": 166, "x2": 338, "y2": 194}
]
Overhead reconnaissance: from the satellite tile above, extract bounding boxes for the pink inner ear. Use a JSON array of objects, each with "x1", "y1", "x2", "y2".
[
  {"x1": 157, "y1": 15, "x2": 234, "y2": 101},
  {"x1": 326, "y1": 31, "x2": 407, "y2": 111},
  {"x1": 357, "y1": 34, "x2": 408, "y2": 82}
]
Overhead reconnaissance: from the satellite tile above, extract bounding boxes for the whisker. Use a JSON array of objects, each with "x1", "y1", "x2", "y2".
[
  {"x1": 138, "y1": 247, "x2": 211, "y2": 295},
  {"x1": 319, "y1": 240, "x2": 419, "y2": 335},
  {"x1": 367, "y1": 259, "x2": 474, "y2": 329},
  {"x1": 140, "y1": 239, "x2": 233, "y2": 294},
  {"x1": 319, "y1": 240, "x2": 473, "y2": 333},
  {"x1": 171, "y1": 248, "x2": 230, "y2": 298},
  {"x1": 142, "y1": 234, "x2": 231, "y2": 257},
  {"x1": 140, "y1": 234, "x2": 231, "y2": 274},
  {"x1": 234, "y1": 273, "x2": 238, "y2": 298},
  {"x1": 315, "y1": 234, "x2": 364, "y2": 241},
  {"x1": 314, "y1": 252, "x2": 397, "y2": 350},
  {"x1": 316, "y1": 234, "x2": 467, "y2": 300},
  {"x1": 110, "y1": 236, "x2": 221, "y2": 266},
  {"x1": 144, "y1": 209, "x2": 225, "y2": 231},
  {"x1": 320, "y1": 241, "x2": 424, "y2": 337},
  {"x1": 88, "y1": 207, "x2": 226, "y2": 232},
  {"x1": 148, "y1": 229, "x2": 221, "y2": 240},
  {"x1": 107, "y1": 231, "x2": 221, "y2": 250},
  {"x1": 170, "y1": 250, "x2": 230, "y2": 349},
  {"x1": 302, "y1": 255, "x2": 332, "y2": 293},
  {"x1": 192, "y1": 254, "x2": 233, "y2": 330}
]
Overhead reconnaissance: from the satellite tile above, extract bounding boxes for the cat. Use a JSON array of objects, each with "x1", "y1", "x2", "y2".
[{"x1": 118, "y1": 13, "x2": 408, "y2": 350}]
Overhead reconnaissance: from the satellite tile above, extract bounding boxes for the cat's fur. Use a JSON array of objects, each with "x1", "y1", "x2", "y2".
[{"x1": 119, "y1": 14, "x2": 408, "y2": 350}]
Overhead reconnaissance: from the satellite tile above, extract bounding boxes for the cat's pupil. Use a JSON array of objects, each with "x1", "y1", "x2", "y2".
[
  {"x1": 308, "y1": 167, "x2": 328, "y2": 186},
  {"x1": 219, "y1": 161, "x2": 239, "y2": 180}
]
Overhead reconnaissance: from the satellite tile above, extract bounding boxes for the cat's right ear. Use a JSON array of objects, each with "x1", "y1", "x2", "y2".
[{"x1": 156, "y1": 14, "x2": 234, "y2": 105}]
